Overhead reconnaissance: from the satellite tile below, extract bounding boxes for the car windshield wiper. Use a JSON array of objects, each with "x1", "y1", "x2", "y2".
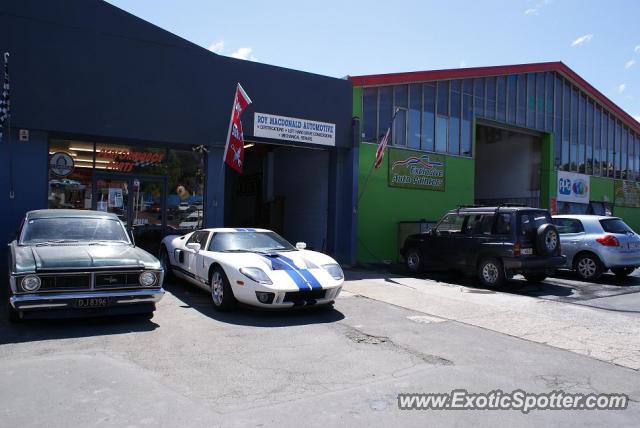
[
  {"x1": 264, "y1": 247, "x2": 294, "y2": 252},
  {"x1": 34, "y1": 239, "x2": 79, "y2": 246},
  {"x1": 220, "y1": 249, "x2": 269, "y2": 254}
]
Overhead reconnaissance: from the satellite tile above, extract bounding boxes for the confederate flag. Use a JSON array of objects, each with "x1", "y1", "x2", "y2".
[{"x1": 223, "y1": 83, "x2": 252, "y2": 173}]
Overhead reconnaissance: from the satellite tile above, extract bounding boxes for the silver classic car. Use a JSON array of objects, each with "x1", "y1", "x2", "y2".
[{"x1": 7, "y1": 209, "x2": 164, "y2": 321}]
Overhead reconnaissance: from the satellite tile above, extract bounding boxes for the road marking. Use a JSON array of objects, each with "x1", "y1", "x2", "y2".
[{"x1": 407, "y1": 315, "x2": 446, "y2": 324}]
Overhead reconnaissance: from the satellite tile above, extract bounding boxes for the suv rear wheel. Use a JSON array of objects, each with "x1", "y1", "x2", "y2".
[
  {"x1": 478, "y1": 258, "x2": 505, "y2": 288},
  {"x1": 405, "y1": 248, "x2": 423, "y2": 273},
  {"x1": 574, "y1": 253, "x2": 603, "y2": 281}
]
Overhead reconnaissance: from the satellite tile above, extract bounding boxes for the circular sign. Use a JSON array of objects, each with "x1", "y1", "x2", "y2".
[{"x1": 50, "y1": 152, "x2": 75, "y2": 177}]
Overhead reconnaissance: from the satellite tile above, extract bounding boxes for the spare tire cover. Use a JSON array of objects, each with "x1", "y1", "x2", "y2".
[{"x1": 536, "y1": 224, "x2": 559, "y2": 256}]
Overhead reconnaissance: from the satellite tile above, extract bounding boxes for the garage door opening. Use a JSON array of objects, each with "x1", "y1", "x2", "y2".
[
  {"x1": 475, "y1": 123, "x2": 542, "y2": 207},
  {"x1": 225, "y1": 143, "x2": 329, "y2": 252}
]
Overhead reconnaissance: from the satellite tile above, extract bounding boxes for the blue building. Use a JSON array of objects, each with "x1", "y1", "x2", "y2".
[{"x1": 0, "y1": 0, "x2": 357, "y2": 265}]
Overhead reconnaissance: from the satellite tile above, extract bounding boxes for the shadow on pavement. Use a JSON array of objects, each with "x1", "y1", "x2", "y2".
[
  {"x1": 0, "y1": 305, "x2": 159, "y2": 345},
  {"x1": 164, "y1": 280, "x2": 346, "y2": 328}
]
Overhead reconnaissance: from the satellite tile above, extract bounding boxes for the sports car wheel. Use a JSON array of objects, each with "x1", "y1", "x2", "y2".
[
  {"x1": 210, "y1": 267, "x2": 236, "y2": 311},
  {"x1": 159, "y1": 248, "x2": 173, "y2": 280}
]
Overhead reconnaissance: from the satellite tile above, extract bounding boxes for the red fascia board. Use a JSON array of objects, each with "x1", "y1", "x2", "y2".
[{"x1": 348, "y1": 62, "x2": 640, "y2": 134}]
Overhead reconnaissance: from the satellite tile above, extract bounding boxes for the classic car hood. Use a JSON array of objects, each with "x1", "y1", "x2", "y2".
[{"x1": 13, "y1": 244, "x2": 160, "y2": 273}]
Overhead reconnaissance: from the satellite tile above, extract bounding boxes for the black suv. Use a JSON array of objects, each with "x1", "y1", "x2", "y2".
[{"x1": 401, "y1": 206, "x2": 566, "y2": 287}]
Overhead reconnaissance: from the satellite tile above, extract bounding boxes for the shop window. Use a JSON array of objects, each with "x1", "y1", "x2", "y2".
[
  {"x1": 48, "y1": 140, "x2": 95, "y2": 210},
  {"x1": 393, "y1": 108, "x2": 407, "y2": 146},
  {"x1": 408, "y1": 84, "x2": 421, "y2": 149},
  {"x1": 449, "y1": 81, "x2": 461, "y2": 155},
  {"x1": 507, "y1": 75, "x2": 517, "y2": 124},
  {"x1": 594, "y1": 105, "x2": 601, "y2": 176},
  {"x1": 473, "y1": 78, "x2": 485, "y2": 117},
  {"x1": 614, "y1": 121, "x2": 622, "y2": 179},
  {"x1": 526, "y1": 73, "x2": 535, "y2": 128},
  {"x1": 545, "y1": 72, "x2": 554, "y2": 131},
  {"x1": 486, "y1": 77, "x2": 496, "y2": 120},
  {"x1": 362, "y1": 87, "x2": 378, "y2": 143},
  {"x1": 496, "y1": 76, "x2": 506, "y2": 122},
  {"x1": 461, "y1": 91, "x2": 473, "y2": 156},
  {"x1": 378, "y1": 86, "x2": 393, "y2": 142},
  {"x1": 422, "y1": 83, "x2": 435, "y2": 151},
  {"x1": 577, "y1": 94, "x2": 586, "y2": 173},
  {"x1": 165, "y1": 149, "x2": 205, "y2": 234},
  {"x1": 535, "y1": 73, "x2": 545, "y2": 130},
  {"x1": 517, "y1": 74, "x2": 527, "y2": 126}
]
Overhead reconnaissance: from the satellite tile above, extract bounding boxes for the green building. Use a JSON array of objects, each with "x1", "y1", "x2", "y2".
[{"x1": 349, "y1": 62, "x2": 640, "y2": 264}]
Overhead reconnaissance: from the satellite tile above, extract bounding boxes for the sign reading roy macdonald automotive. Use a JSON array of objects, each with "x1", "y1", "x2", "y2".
[
  {"x1": 253, "y1": 113, "x2": 335, "y2": 146},
  {"x1": 557, "y1": 171, "x2": 590, "y2": 204},
  {"x1": 388, "y1": 148, "x2": 446, "y2": 191}
]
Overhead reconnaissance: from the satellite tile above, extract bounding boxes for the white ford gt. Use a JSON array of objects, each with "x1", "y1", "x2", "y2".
[{"x1": 160, "y1": 228, "x2": 344, "y2": 310}]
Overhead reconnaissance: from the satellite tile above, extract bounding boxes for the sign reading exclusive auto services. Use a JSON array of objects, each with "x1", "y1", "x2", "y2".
[
  {"x1": 557, "y1": 171, "x2": 590, "y2": 204},
  {"x1": 253, "y1": 113, "x2": 335, "y2": 146},
  {"x1": 388, "y1": 148, "x2": 446, "y2": 191}
]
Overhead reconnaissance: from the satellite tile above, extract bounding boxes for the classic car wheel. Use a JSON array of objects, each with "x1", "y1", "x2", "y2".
[
  {"x1": 210, "y1": 268, "x2": 236, "y2": 311},
  {"x1": 405, "y1": 248, "x2": 423, "y2": 273},
  {"x1": 160, "y1": 248, "x2": 173, "y2": 280},
  {"x1": 574, "y1": 253, "x2": 603, "y2": 281},
  {"x1": 611, "y1": 267, "x2": 635, "y2": 277},
  {"x1": 478, "y1": 258, "x2": 505, "y2": 288}
]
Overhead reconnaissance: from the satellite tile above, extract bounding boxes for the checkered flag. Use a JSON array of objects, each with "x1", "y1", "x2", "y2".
[{"x1": 0, "y1": 52, "x2": 9, "y2": 142}]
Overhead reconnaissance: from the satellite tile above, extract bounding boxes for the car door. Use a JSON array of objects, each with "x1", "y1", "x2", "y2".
[
  {"x1": 428, "y1": 213, "x2": 466, "y2": 268},
  {"x1": 192, "y1": 231, "x2": 212, "y2": 283},
  {"x1": 184, "y1": 231, "x2": 208, "y2": 277},
  {"x1": 552, "y1": 217, "x2": 584, "y2": 266},
  {"x1": 462, "y1": 213, "x2": 496, "y2": 270}
]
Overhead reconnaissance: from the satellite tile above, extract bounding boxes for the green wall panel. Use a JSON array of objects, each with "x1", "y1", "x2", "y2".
[{"x1": 356, "y1": 144, "x2": 474, "y2": 263}]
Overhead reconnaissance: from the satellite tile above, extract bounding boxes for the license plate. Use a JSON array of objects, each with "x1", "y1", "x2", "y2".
[
  {"x1": 521, "y1": 248, "x2": 533, "y2": 255},
  {"x1": 75, "y1": 297, "x2": 109, "y2": 308}
]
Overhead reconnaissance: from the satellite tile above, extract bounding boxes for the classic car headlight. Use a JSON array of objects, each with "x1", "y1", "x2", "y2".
[
  {"x1": 139, "y1": 271, "x2": 157, "y2": 287},
  {"x1": 322, "y1": 263, "x2": 344, "y2": 280},
  {"x1": 21, "y1": 275, "x2": 41, "y2": 292},
  {"x1": 239, "y1": 267, "x2": 273, "y2": 285}
]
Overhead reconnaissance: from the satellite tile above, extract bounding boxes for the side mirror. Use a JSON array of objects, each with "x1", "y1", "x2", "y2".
[
  {"x1": 296, "y1": 242, "x2": 307, "y2": 250},
  {"x1": 186, "y1": 242, "x2": 201, "y2": 252}
]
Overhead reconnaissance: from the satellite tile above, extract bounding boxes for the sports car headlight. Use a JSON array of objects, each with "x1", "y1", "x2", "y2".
[
  {"x1": 322, "y1": 263, "x2": 344, "y2": 280},
  {"x1": 139, "y1": 271, "x2": 157, "y2": 287},
  {"x1": 21, "y1": 275, "x2": 41, "y2": 292},
  {"x1": 239, "y1": 267, "x2": 273, "y2": 285}
]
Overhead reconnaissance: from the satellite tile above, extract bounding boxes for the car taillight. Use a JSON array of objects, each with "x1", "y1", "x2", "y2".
[
  {"x1": 596, "y1": 235, "x2": 620, "y2": 247},
  {"x1": 513, "y1": 242, "x2": 521, "y2": 257}
]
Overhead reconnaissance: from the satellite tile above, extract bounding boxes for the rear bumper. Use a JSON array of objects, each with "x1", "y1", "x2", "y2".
[
  {"x1": 503, "y1": 255, "x2": 566, "y2": 271},
  {"x1": 10, "y1": 289, "x2": 164, "y2": 312},
  {"x1": 599, "y1": 249, "x2": 640, "y2": 269}
]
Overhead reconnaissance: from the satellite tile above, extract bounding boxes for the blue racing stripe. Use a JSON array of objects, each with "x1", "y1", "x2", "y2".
[
  {"x1": 276, "y1": 255, "x2": 322, "y2": 290},
  {"x1": 263, "y1": 255, "x2": 311, "y2": 290}
]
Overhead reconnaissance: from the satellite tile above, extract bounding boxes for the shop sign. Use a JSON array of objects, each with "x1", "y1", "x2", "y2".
[
  {"x1": 388, "y1": 148, "x2": 445, "y2": 191},
  {"x1": 253, "y1": 112, "x2": 335, "y2": 146},
  {"x1": 99, "y1": 149, "x2": 165, "y2": 172},
  {"x1": 49, "y1": 152, "x2": 75, "y2": 177},
  {"x1": 557, "y1": 171, "x2": 589, "y2": 204},
  {"x1": 614, "y1": 180, "x2": 640, "y2": 208}
]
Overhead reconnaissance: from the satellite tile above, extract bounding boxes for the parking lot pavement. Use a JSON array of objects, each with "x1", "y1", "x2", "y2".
[
  {"x1": 343, "y1": 268, "x2": 640, "y2": 371},
  {"x1": 1, "y1": 279, "x2": 640, "y2": 427}
]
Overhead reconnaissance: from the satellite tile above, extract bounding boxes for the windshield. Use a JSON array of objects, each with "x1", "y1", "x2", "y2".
[
  {"x1": 208, "y1": 231, "x2": 296, "y2": 253},
  {"x1": 600, "y1": 218, "x2": 635, "y2": 234},
  {"x1": 21, "y1": 217, "x2": 130, "y2": 245}
]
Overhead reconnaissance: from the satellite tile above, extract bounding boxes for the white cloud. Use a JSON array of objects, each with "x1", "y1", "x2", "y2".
[
  {"x1": 459, "y1": 61, "x2": 467, "y2": 68},
  {"x1": 571, "y1": 34, "x2": 593, "y2": 47},
  {"x1": 618, "y1": 84, "x2": 626, "y2": 93},
  {"x1": 625, "y1": 60, "x2": 636, "y2": 69},
  {"x1": 208, "y1": 40, "x2": 225, "y2": 53},
  {"x1": 635, "y1": 45, "x2": 640, "y2": 53},
  {"x1": 524, "y1": 8, "x2": 539, "y2": 15},
  {"x1": 524, "y1": 0, "x2": 552, "y2": 16},
  {"x1": 230, "y1": 47, "x2": 257, "y2": 61}
]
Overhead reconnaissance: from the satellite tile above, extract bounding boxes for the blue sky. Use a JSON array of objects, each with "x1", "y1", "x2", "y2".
[{"x1": 105, "y1": 0, "x2": 640, "y2": 122}]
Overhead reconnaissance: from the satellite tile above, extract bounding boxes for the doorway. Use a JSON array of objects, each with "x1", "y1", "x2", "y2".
[
  {"x1": 93, "y1": 173, "x2": 167, "y2": 254},
  {"x1": 475, "y1": 123, "x2": 542, "y2": 207}
]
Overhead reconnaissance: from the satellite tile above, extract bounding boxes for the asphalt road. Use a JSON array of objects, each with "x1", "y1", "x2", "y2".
[{"x1": 1, "y1": 276, "x2": 639, "y2": 427}]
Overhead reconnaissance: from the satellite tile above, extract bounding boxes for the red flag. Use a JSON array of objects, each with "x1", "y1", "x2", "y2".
[{"x1": 223, "y1": 83, "x2": 252, "y2": 173}]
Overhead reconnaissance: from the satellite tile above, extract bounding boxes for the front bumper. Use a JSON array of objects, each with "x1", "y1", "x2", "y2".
[
  {"x1": 503, "y1": 255, "x2": 566, "y2": 272},
  {"x1": 10, "y1": 289, "x2": 165, "y2": 311},
  {"x1": 237, "y1": 285, "x2": 343, "y2": 309}
]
